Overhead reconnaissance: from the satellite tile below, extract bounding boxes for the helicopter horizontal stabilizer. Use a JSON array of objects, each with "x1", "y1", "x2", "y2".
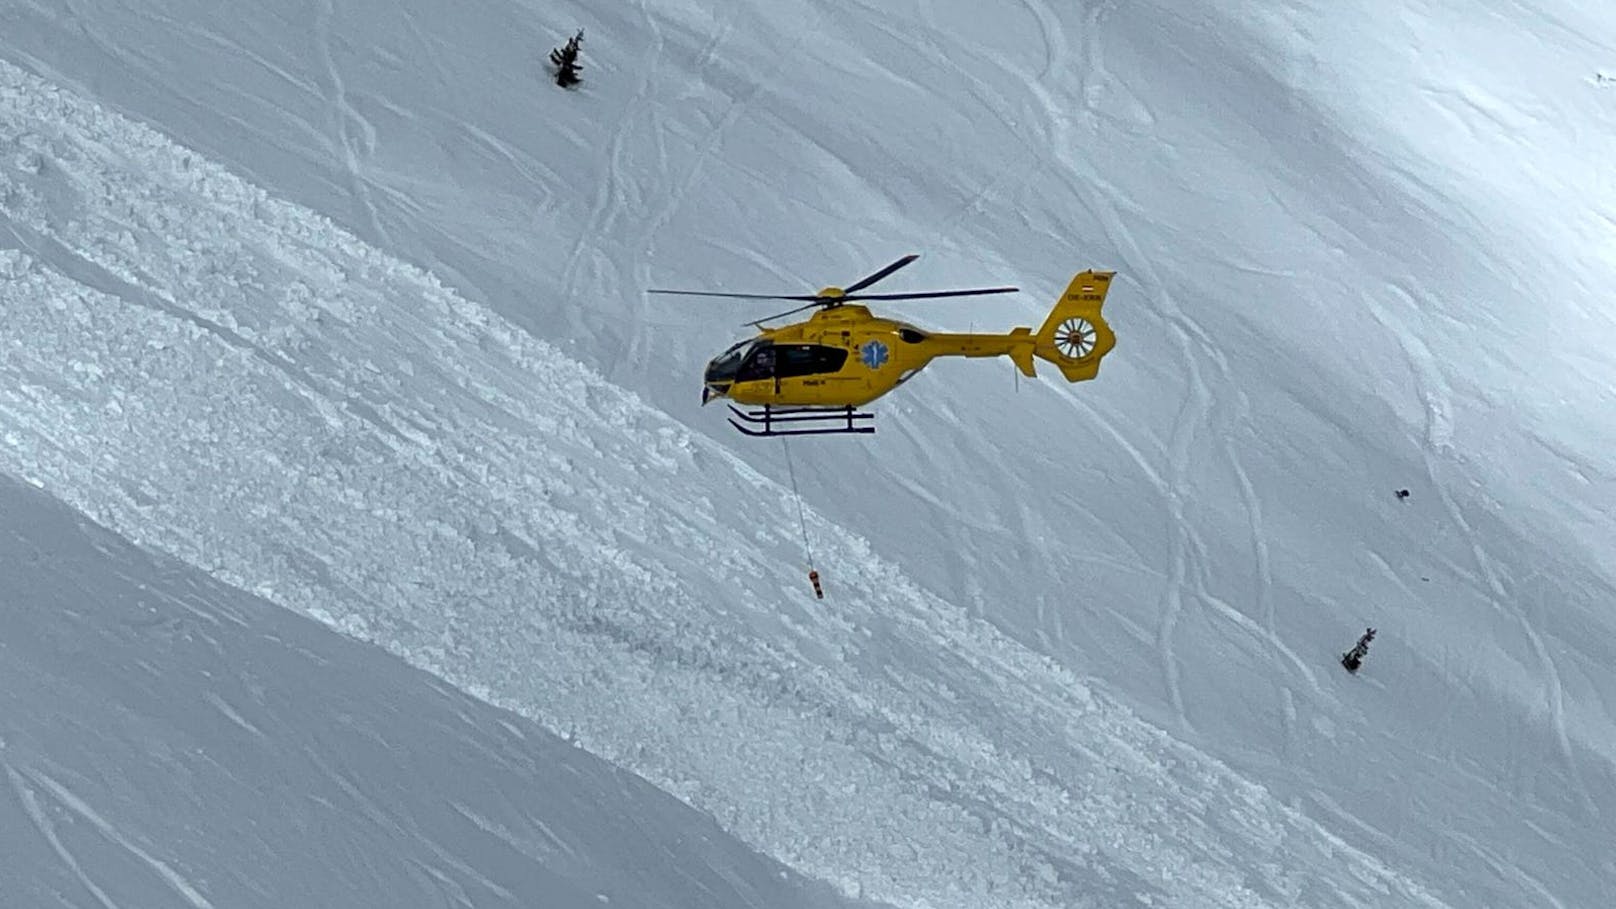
[{"x1": 1008, "y1": 327, "x2": 1037, "y2": 377}]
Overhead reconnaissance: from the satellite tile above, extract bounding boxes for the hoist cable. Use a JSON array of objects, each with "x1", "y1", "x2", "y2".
[{"x1": 781, "y1": 436, "x2": 814, "y2": 570}]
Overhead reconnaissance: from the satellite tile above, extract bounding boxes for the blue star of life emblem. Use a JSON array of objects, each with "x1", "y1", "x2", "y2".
[{"x1": 860, "y1": 340, "x2": 889, "y2": 370}]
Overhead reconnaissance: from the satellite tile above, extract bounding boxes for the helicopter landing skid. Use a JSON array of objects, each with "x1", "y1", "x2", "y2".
[{"x1": 727, "y1": 405, "x2": 875, "y2": 437}]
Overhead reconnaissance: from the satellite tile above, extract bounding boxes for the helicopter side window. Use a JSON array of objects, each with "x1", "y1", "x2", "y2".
[
  {"x1": 736, "y1": 345, "x2": 777, "y2": 382},
  {"x1": 775, "y1": 345, "x2": 849, "y2": 378}
]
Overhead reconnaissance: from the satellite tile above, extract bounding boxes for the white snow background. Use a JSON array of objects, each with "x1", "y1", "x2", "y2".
[{"x1": 2, "y1": 0, "x2": 1615, "y2": 906}]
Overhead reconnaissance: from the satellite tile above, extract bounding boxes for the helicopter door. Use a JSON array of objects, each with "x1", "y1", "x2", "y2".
[
  {"x1": 736, "y1": 345, "x2": 778, "y2": 384},
  {"x1": 774, "y1": 345, "x2": 849, "y2": 378}
]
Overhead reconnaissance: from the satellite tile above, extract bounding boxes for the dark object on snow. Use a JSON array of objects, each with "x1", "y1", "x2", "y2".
[
  {"x1": 1395, "y1": 488, "x2": 1410, "y2": 500},
  {"x1": 1341, "y1": 627, "x2": 1376, "y2": 673},
  {"x1": 551, "y1": 30, "x2": 584, "y2": 87}
]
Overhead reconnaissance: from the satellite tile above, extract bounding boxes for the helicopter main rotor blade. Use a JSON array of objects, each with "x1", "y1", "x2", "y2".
[
  {"x1": 745, "y1": 300, "x2": 828, "y2": 326},
  {"x1": 842, "y1": 253, "x2": 920, "y2": 294},
  {"x1": 844, "y1": 286, "x2": 1019, "y2": 301},
  {"x1": 647, "y1": 289, "x2": 824, "y2": 301}
]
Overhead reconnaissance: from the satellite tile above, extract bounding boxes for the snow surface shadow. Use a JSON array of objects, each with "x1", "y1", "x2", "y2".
[{"x1": 0, "y1": 475, "x2": 874, "y2": 909}]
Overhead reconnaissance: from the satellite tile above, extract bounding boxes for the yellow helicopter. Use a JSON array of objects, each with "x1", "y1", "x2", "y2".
[{"x1": 650, "y1": 254, "x2": 1117, "y2": 436}]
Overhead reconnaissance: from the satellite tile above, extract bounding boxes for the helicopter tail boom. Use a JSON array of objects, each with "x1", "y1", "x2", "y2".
[{"x1": 1033, "y1": 270, "x2": 1117, "y2": 382}]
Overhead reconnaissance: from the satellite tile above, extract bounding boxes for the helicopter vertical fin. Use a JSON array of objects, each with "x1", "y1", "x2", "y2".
[{"x1": 1033, "y1": 270, "x2": 1117, "y2": 382}]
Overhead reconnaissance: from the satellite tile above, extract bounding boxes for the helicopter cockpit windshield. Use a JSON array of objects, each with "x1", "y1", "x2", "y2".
[{"x1": 705, "y1": 339, "x2": 758, "y2": 383}]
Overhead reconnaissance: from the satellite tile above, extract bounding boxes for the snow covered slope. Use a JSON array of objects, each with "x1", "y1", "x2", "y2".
[
  {"x1": 4, "y1": 0, "x2": 1616, "y2": 905},
  {"x1": 0, "y1": 58, "x2": 1439, "y2": 907},
  {"x1": 0, "y1": 475, "x2": 864, "y2": 909}
]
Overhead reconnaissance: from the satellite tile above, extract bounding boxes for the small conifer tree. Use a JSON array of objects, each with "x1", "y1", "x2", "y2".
[
  {"x1": 1341, "y1": 627, "x2": 1376, "y2": 673},
  {"x1": 551, "y1": 30, "x2": 584, "y2": 88}
]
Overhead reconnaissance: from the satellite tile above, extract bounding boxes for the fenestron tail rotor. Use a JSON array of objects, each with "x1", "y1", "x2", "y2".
[
  {"x1": 648, "y1": 253, "x2": 1020, "y2": 325},
  {"x1": 1053, "y1": 317, "x2": 1098, "y2": 359}
]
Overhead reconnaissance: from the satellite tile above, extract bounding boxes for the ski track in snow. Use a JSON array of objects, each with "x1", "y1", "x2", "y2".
[
  {"x1": 0, "y1": 57, "x2": 1450, "y2": 909},
  {"x1": 561, "y1": 1, "x2": 665, "y2": 325},
  {"x1": 990, "y1": 0, "x2": 1324, "y2": 744},
  {"x1": 1369, "y1": 277, "x2": 1601, "y2": 821},
  {"x1": 312, "y1": 0, "x2": 388, "y2": 249},
  {"x1": 623, "y1": 6, "x2": 755, "y2": 381},
  {"x1": 6, "y1": 762, "x2": 216, "y2": 909},
  {"x1": 1430, "y1": 461, "x2": 1599, "y2": 821},
  {"x1": 7, "y1": 763, "x2": 126, "y2": 909},
  {"x1": 909, "y1": 1, "x2": 1010, "y2": 230},
  {"x1": 1014, "y1": 8, "x2": 1214, "y2": 734}
]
